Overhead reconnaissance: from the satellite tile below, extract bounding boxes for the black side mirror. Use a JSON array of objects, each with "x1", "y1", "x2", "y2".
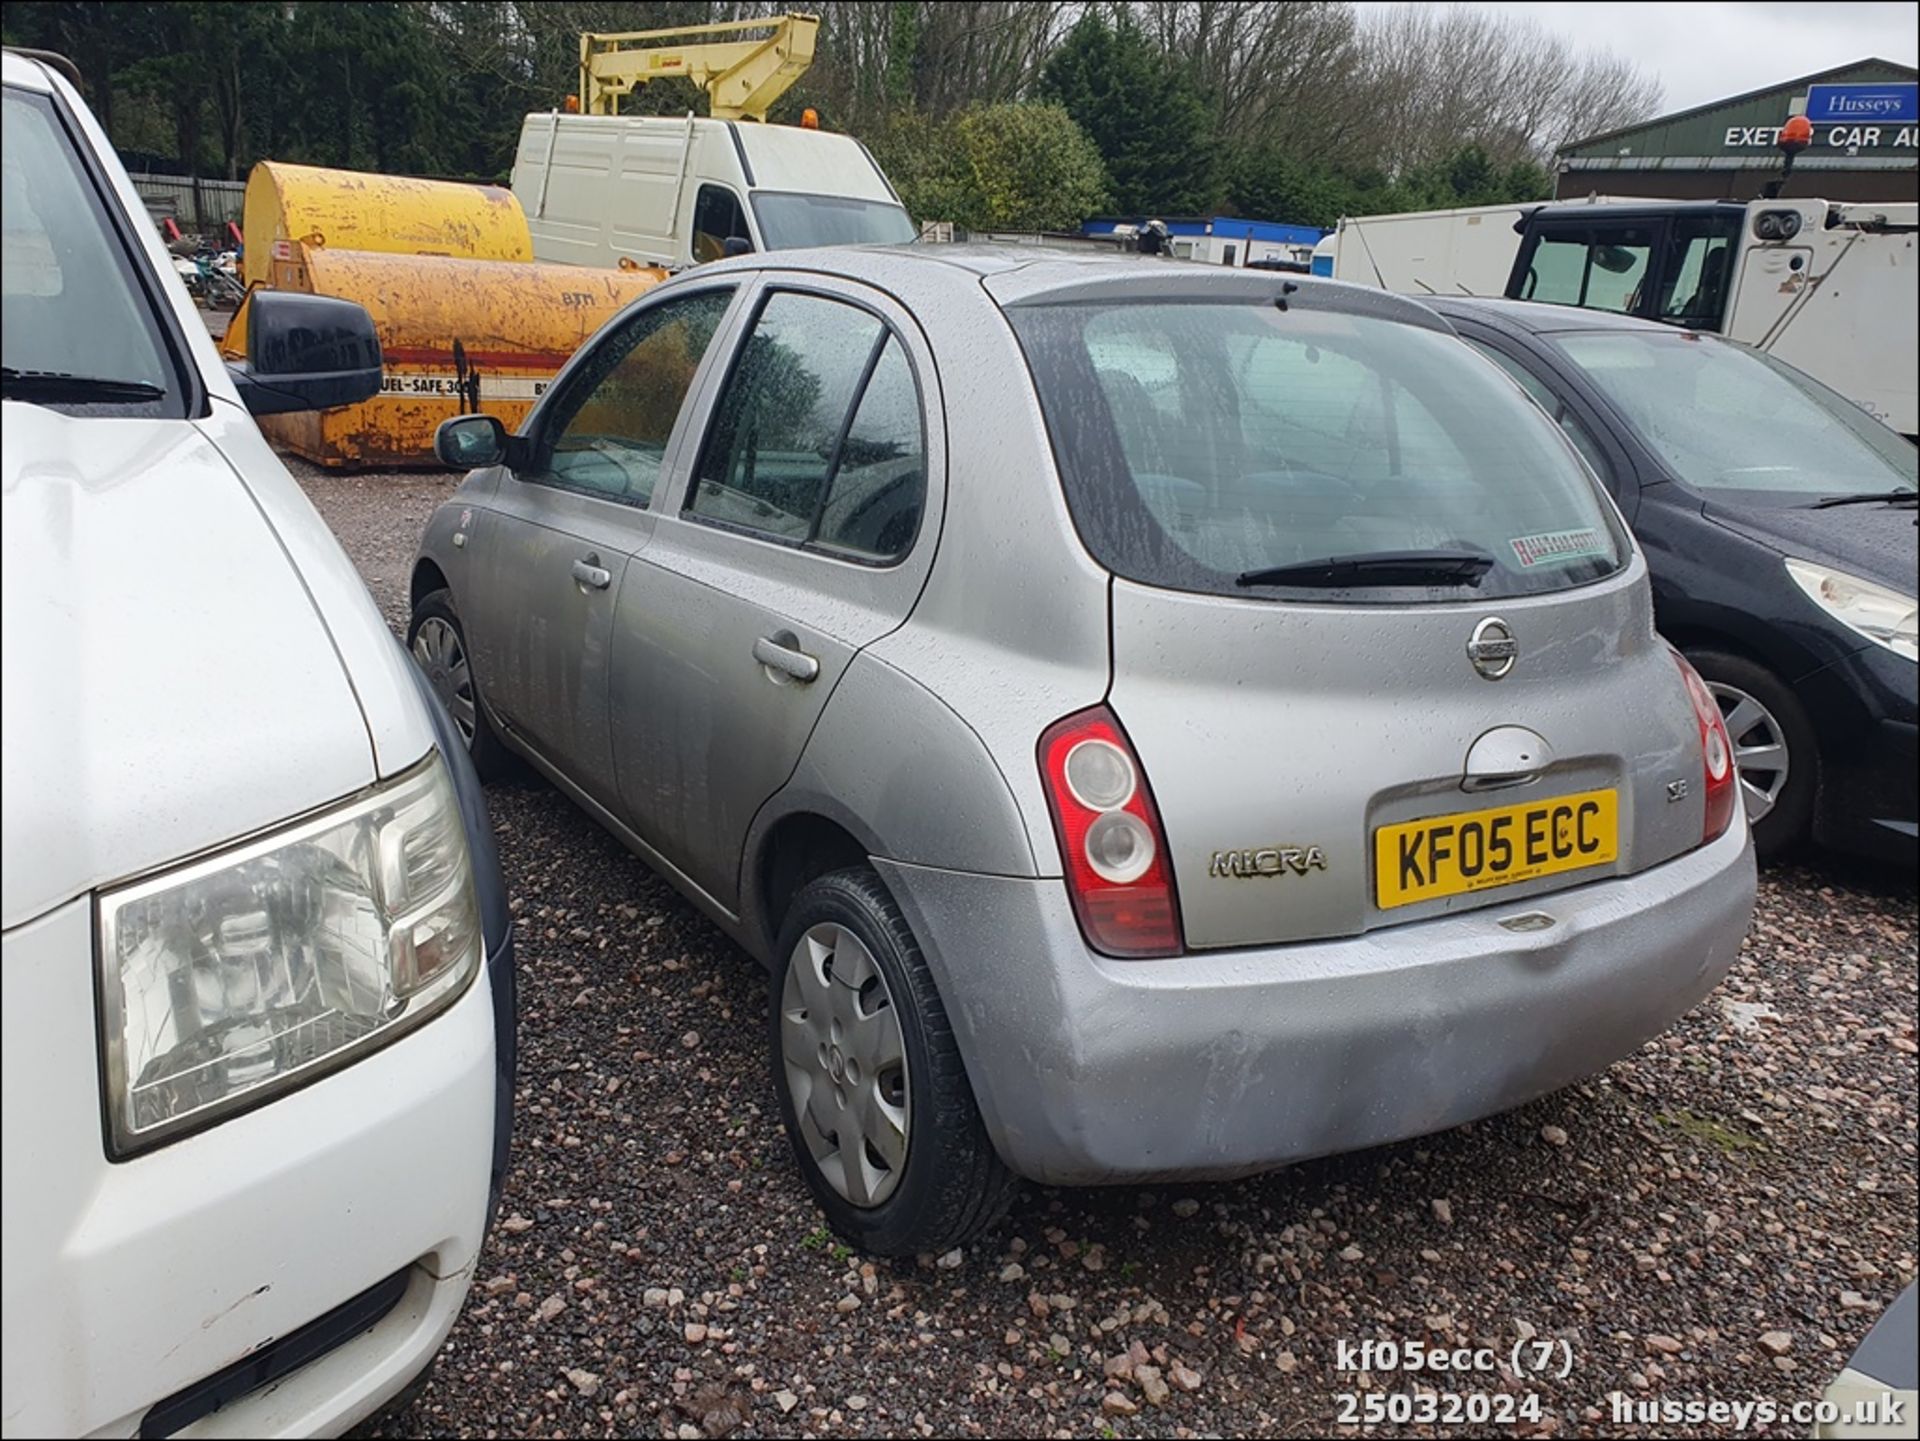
[
  {"x1": 436, "y1": 413, "x2": 510, "y2": 470},
  {"x1": 227, "y1": 291, "x2": 382, "y2": 416},
  {"x1": 722, "y1": 235, "x2": 753, "y2": 257}
]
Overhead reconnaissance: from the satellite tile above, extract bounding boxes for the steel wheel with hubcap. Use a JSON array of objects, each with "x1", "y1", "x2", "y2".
[
  {"x1": 779, "y1": 923, "x2": 911, "y2": 1207},
  {"x1": 406, "y1": 589, "x2": 512, "y2": 779},
  {"x1": 769, "y1": 867, "x2": 1017, "y2": 1256},
  {"x1": 411, "y1": 615, "x2": 476, "y2": 744}
]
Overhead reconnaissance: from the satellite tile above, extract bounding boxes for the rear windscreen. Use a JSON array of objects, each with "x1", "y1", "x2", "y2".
[{"x1": 1008, "y1": 301, "x2": 1629, "y2": 602}]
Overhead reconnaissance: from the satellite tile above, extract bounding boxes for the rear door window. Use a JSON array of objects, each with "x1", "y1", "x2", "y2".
[
  {"x1": 687, "y1": 291, "x2": 924, "y2": 563},
  {"x1": 1009, "y1": 299, "x2": 1628, "y2": 602}
]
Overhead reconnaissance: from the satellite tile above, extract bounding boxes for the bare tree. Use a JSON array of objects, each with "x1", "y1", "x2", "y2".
[
  {"x1": 1125, "y1": 1, "x2": 1361, "y2": 152},
  {"x1": 1350, "y1": 5, "x2": 1661, "y2": 174}
]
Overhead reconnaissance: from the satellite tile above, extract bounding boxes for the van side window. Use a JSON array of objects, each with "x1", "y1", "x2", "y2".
[
  {"x1": 692, "y1": 185, "x2": 751, "y2": 264},
  {"x1": 527, "y1": 288, "x2": 733, "y2": 506},
  {"x1": 688, "y1": 291, "x2": 924, "y2": 563}
]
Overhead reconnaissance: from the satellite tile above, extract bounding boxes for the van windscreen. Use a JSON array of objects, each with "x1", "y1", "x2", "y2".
[{"x1": 751, "y1": 192, "x2": 917, "y2": 250}]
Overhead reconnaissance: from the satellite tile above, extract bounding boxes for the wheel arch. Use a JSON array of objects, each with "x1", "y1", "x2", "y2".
[
  {"x1": 747, "y1": 808, "x2": 877, "y2": 964},
  {"x1": 410, "y1": 557, "x2": 451, "y2": 613}
]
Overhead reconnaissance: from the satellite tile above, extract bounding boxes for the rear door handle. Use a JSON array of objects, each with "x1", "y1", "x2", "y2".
[
  {"x1": 570, "y1": 558, "x2": 612, "y2": 591},
  {"x1": 752, "y1": 634, "x2": 819, "y2": 684}
]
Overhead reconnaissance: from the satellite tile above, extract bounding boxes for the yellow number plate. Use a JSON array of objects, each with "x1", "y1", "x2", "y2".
[{"x1": 1374, "y1": 788, "x2": 1618, "y2": 910}]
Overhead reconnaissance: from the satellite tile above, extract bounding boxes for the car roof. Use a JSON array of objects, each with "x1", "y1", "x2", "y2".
[
  {"x1": 1421, "y1": 295, "x2": 1680, "y2": 337},
  {"x1": 703, "y1": 243, "x2": 1456, "y2": 332}
]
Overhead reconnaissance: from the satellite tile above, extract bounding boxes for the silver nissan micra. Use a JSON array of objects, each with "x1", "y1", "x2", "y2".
[{"x1": 413, "y1": 246, "x2": 1757, "y2": 1256}]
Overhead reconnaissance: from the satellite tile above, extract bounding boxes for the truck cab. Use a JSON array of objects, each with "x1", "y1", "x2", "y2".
[
  {"x1": 1507, "y1": 200, "x2": 1746, "y2": 328},
  {"x1": 1507, "y1": 197, "x2": 1918, "y2": 437},
  {"x1": 512, "y1": 111, "x2": 915, "y2": 272}
]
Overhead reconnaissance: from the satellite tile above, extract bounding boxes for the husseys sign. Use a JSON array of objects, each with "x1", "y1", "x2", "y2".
[{"x1": 1724, "y1": 83, "x2": 1918, "y2": 152}]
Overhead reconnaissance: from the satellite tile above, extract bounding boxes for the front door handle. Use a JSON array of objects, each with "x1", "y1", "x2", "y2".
[
  {"x1": 570, "y1": 557, "x2": 612, "y2": 591},
  {"x1": 752, "y1": 634, "x2": 820, "y2": 684}
]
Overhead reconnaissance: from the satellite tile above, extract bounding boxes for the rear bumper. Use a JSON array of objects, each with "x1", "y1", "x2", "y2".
[{"x1": 876, "y1": 818, "x2": 1754, "y2": 1186}]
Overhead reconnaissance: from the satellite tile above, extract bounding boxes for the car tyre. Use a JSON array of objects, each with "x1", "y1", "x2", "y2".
[
  {"x1": 407, "y1": 589, "x2": 512, "y2": 781},
  {"x1": 770, "y1": 867, "x2": 1017, "y2": 1257},
  {"x1": 1686, "y1": 649, "x2": 1817, "y2": 859}
]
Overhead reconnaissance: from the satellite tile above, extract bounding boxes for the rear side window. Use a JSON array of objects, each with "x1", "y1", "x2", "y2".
[
  {"x1": 1463, "y1": 339, "x2": 1617, "y2": 490},
  {"x1": 688, "y1": 291, "x2": 924, "y2": 562},
  {"x1": 1008, "y1": 300, "x2": 1627, "y2": 602}
]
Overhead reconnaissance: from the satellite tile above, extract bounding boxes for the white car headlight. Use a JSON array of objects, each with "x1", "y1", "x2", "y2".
[
  {"x1": 97, "y1": 752, "x2": 482, "y2": 1155},
  {"x1": 1785, "y1": 559, "x2": 1919, "y2": 662}
]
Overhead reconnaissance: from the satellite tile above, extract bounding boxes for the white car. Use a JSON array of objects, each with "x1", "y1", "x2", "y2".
[{"x1": 1, "y1": 48, "x2": 514, "y2": 1438}]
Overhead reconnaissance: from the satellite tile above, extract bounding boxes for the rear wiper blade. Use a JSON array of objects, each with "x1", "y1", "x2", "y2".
[
  {"x1": 1236, "y1": 549, "x2": 1496, "y2": 589},
  {"x1": 1808, "y1": 490, "x2": 1918, "y2": 509},
  {"x1": 1, "y1": 367, "x2": 165, "y2": 402}
]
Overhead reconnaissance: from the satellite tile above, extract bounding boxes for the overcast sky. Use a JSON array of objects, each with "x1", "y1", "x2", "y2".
[{"x1": 1356, "y1": 2, "x2": 1919, "y2": 115}]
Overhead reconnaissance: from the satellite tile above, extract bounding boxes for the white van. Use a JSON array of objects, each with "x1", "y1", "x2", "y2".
[
  {"x1": 512, "y1": 112, "x2": 915, "y2": 271},
  {"x1": 2, "y1": 48, "x2": 513, "y2": 1438}
]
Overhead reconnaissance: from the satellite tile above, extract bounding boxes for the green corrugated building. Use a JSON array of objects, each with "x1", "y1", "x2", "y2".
[{"x1": 1556, "y1": 58, "x2": 1917, "y2": 202}]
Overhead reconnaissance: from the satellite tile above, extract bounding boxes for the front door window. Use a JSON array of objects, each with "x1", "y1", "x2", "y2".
[{"x1": 528, "y1": 288, "x2": 734, "y2": 506}]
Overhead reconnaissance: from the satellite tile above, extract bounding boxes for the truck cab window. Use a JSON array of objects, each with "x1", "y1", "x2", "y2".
[
  {"x1": 1521, "y1": 226, "x2": 1653, "y2": 315},
  {"x1": 692, "y1": 185, "x2": 752, "y2": 264},
  {"x1": 1658, "y1": 216, "x2": 1739, "y2": 330}
]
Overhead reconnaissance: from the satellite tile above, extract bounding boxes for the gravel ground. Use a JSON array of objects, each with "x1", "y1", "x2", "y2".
[{"x1": 285, "y1": 457, "x2": 1918, "y2": 1439}]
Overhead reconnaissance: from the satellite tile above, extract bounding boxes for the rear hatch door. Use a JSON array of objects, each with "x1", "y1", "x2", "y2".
[{"x1": 1003, "y1": 277, "x2": 1705, "y2": 948}]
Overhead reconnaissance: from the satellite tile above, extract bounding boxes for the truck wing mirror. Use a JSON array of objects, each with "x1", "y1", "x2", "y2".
[{"x1": 226, "y1": 291, "x2": 383, "y2": 416}]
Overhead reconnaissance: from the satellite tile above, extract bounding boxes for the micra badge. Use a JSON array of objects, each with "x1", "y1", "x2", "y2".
[{"x1": 1209, "y1": 845, "x2": 1328, "y2": 879}]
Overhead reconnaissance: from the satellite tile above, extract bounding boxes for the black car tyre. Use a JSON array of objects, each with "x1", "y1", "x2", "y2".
[
  {"x1": 407, "y1": 590, "x2": 513, "y2": 781},
  {"x1": 1687, "y1": 649, "x2": 1817, "y2": 859},
  {"x1": 770, "y1": 867, "x2": 1017, "y2": 1257}
]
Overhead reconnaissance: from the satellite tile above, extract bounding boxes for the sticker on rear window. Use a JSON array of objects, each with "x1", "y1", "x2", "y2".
[{"x1": 1510, "y1": 528, "x2": 1608, "y2": 569}]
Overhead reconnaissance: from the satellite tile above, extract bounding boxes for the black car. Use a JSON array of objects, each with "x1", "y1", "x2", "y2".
[{"x1": 1427, "y1": 297, "x2": 1917, "y2": 864}]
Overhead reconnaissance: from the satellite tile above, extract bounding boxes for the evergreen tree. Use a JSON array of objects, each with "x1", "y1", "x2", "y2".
[{"x1": 1037, "y1": 10, "x2": 1218, "y2": 217}]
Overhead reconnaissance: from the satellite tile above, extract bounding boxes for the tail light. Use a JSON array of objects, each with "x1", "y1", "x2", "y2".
[
  {"x1": 1670, "y1": 649, "x2": 1738, "y2": 844},
  {"x1": 1037, "y1": 706, "x2": 1182, "y2": 958}
]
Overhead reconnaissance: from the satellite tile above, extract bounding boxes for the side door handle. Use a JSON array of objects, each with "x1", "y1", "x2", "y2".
[
  {"x1": 570, "y1": 557, "x2": 612, "y2": 591},
  {"x1": 752, "y1": 633, "x2": 820, "y2": 684}
]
